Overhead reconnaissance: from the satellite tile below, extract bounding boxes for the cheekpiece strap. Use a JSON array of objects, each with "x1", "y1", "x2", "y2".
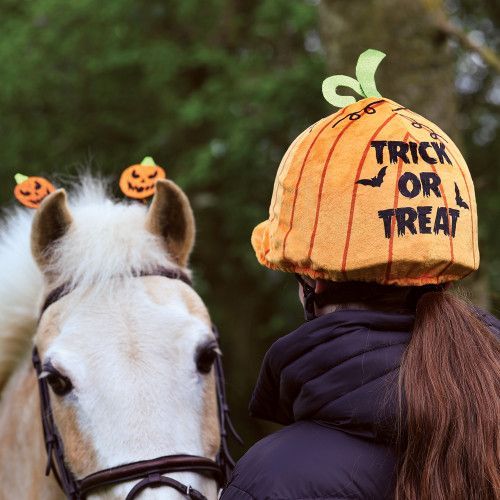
[{"x1": 33, "y1": 269, "x2": 241, "y2": 499}]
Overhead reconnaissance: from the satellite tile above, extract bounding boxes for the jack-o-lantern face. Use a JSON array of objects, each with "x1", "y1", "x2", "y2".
[
  {"x1": 119, "y1": 156, "x2": 166, "y2": 199},
  {"x1": 14, "y1": 174, "x2": 56, "y2": 208}
]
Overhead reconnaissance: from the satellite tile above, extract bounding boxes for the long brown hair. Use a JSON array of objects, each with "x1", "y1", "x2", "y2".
[
  {"x1": 306, "y1": 278, "x2": 499, "y2": 498},
  {"x1": 396, "y1": 291, "x2": 500, "y2": 499}
]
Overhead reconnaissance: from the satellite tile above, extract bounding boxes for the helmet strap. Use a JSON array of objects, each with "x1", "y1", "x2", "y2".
[{"x1": 295, "y1": 274, "x2": 317, "y2": 321}]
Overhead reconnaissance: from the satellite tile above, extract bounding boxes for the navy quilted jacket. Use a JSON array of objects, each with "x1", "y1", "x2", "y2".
[{"x1": 221, "y1": 308, "x2": 500, "y2": 500}]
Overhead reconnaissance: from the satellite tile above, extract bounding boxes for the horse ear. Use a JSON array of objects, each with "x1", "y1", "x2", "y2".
[
  {"x1": 31, "y1": 189, "x2": 73, "y2": 270},
  {"x1": 146, "y1": 179, "x2": 195, "y2": 267}
]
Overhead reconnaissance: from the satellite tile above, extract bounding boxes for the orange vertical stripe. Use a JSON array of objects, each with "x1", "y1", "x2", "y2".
[
  {"x1": 282, "y1": 109, "x2": 346, "y2": 257},
  {"x1": 408, "y1": 133, "x2": 455, "y2": 278},
  {"x1": 341, "y1": 111, "x2": 397, "y2": 279},
  {"x1": 270, "y1": 128, "x2": 308, "y2": 223},
  {"x1": 306, "y1": 121, "x2": 356, "y2": 258},
  {"x1": 384, "y1": 132, "x2": 411, "y2": 283},
  {"x1": 446, "y1": 148, "x2": 476, "y2": 270},
  {"x1": 308, "y1": 101, "x2": 386, "y2": 259}
]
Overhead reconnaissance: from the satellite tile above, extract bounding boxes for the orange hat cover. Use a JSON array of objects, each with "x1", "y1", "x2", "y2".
[{"x1": 251, "y1": 50, "x2": 478, "y2": 286}]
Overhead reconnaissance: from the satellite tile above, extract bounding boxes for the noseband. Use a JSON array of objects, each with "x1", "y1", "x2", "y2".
[{"x1": 32, "y1": 267, "x2": 241, "y2": 499}]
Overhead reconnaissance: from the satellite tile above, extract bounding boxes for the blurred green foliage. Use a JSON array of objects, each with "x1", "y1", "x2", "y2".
[
  {"x1": 0, "y1": 0, "x2": 326, "y2": 448},
  {"x1": 0, "y1": 0, "x2": 498, "y2": 452},
  {"x1": 449, "y1": 0, "x2": 500, "y2": 301}
]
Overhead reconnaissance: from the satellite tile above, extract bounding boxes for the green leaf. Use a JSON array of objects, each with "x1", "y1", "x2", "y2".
[
  {"x1": 140, "y1": 156, "x2": 156, "y2": 166},
  {"x1": 322, "y1": 75, "x2": 364, "y2": 108},
  {"x1": 14, "y1": 173, "x2": 29, "y2": 184},
  {"x1": 322, "y1": 48, "x2": 386, "y2": 108},
  {"x1": 355, "y1": 49, "x2": 386, "y2": 98}
]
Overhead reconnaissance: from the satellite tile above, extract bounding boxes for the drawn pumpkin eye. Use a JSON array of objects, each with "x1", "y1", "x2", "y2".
[
  {"x1": 20, "y1": 190, "x2": 31, "y2": 196},
  {"x1": 42, "y1": 364, "x2": 73, "y2": 397},
  {"x1": 34, "y1": 181, "x2": 42, "y2": 190},
  {"x1": 131, "y1": 170, "x2": 140, "y2": 179},
  {"x1": 148, "y1": 170, "x2": 158, "y2": 179}
]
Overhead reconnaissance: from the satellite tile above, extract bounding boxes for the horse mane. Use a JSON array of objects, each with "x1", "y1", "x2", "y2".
[
  {"x1": 0, "y1": 208, "x2": 42, "y2": 391},
  {"x1": 0, "y1": 175, "x2": 185, "y2": 391}
]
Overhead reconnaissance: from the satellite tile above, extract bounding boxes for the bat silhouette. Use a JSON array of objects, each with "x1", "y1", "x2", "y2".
[
  {"x1": 454, "y1": 183, "x2": 469, "y2": 209},
  {"x1": 356, "y1": 166, "x2": 387, "y2": 187}
]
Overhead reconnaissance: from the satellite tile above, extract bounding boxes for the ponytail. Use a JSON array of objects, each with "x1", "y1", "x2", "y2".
[{"x1": 396, "y1": 291, "x2": 500, "y2": 499}]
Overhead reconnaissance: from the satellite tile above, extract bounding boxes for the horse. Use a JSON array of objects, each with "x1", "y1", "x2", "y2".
[{"x1": 0, "y1": 177, "x2": 234, "y2": 499}]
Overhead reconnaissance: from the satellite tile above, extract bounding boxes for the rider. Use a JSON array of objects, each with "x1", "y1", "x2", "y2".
[{"x1": 221, "y1": 50, "x2": 499, "y2": 499}]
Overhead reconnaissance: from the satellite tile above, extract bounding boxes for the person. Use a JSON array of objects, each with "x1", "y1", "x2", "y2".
[{"x1": 220, "y1": 50, "x2": 500, "y2": 500}]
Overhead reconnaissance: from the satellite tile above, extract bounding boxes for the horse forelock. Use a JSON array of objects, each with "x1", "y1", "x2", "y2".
[{"x1": 46, "y1": 176, "x2": 189, "y2": 293}]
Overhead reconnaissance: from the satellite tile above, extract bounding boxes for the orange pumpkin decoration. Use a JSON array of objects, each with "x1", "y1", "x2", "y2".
[
  {"x1": 14, "y1": 173, "x2": 56, "y2": 209},
  {"x1": 119, "y1": 157, "x2": 166, "y2": 199}
]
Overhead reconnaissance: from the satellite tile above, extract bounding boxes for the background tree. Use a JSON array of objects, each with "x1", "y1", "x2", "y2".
[{"x1": 0, "y1": 0, "x2": 497, "y2": 451}]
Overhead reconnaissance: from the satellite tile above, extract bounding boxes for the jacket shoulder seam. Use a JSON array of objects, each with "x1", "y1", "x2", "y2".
[{"x1": 223, "y1": 483, "x2": 257, "y2": 499}]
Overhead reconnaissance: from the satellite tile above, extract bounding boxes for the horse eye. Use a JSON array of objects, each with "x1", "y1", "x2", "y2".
[
  {"x1": 196, "y1": 341, "x2": 219, "y2": 374},
  {"x1": 42, "y1": 365, "x2": 73, "y2": 396}
]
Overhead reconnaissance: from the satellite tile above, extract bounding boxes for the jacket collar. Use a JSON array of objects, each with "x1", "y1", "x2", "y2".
[{"x1": 249, "y1": 309, "x2": 414, "y2": 443}]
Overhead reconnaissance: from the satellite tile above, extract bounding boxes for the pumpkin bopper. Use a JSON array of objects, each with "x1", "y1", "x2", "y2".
[
  {"x1": 14, "y1": 174, "x2": 56, "y2": 209},
  {"x1": 251, "y1": 49, "x2": 478, "y2": 286},
  {"x1": 119, "y1": 156, "x2": 166, "y2": 200}
]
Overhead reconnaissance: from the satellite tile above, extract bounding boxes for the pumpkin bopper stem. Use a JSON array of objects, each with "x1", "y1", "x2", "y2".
[
  {"x1": 141, "y1": 156, "x2": 156, "y2": 166},
  {"x1": 15, "y1": 173, "x2": 29, "y2": 185},
  {"x1": 322, "y1": 48, "x2": 386, "y2": 108}
]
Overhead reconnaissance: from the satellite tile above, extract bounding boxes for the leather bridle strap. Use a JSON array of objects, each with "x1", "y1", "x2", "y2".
[
  {"x1": 40, "y1": 267, "x2": 192, "y2": 315},
  {"x1": 125, "y1": 474, "x2": 206, "y2": 500},
  {"x1": 78, "y1": 455, "x2": 221, "y2": 499},
  {"x1": 34, "y1": 343, "x2": 222, "y2": 500},
  {"x1": 32, "y1": 347, "x2": 79, "y2": 496},
  {"x1": 33, "y1": 267, "x2": 241, "y2": 500}
]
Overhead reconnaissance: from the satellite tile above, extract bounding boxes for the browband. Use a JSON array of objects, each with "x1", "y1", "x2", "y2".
[{"x1": 40, "y1": 267, "x2": 192, "y2": 315}]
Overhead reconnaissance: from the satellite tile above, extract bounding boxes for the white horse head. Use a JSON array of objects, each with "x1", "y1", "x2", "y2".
[{"x1": 0, "y1": 178, "x2": 222, "y2": 499}]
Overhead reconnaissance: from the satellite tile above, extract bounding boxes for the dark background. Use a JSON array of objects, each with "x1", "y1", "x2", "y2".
[{"x1": 0, "y1": 0, "x2": 498, "y2": 453}]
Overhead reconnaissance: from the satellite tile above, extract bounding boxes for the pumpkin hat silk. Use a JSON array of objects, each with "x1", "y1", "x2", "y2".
[{"x1": 251, "y1": 49, "x2": 478, "y2": 286}]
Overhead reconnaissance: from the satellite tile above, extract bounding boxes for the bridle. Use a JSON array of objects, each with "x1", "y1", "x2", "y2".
[{"x1": 32, "y1": 267, "x2": 241, "y2": 499}]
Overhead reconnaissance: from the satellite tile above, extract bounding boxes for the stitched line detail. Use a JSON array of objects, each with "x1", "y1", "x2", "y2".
[
  {"x1": 274, "y1": 317, "x2": 411, "y2": 376},
  {"x1": 290, "y1": 339, "x2": 407, "y2": 390},
  {"x1": 222, "y1": 484, "x2": 257, "y2": 500},
  {"x1": 268, "y1": 494, "x2": 358, "y2": 500},
  {"x1": 309, "y1": 365, "x2": 400, "y2": 417},
  {"x1": 275, "y1": 328, "x2": 364, "y2": 374}
]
